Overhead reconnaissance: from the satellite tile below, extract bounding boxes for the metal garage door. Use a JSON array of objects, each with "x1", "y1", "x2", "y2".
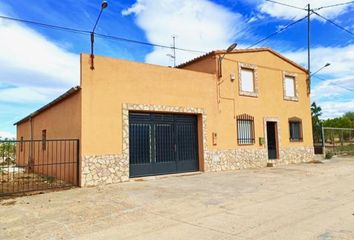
[{"x1": 129, "y1": 112, "x2": 199, "y2": 177}]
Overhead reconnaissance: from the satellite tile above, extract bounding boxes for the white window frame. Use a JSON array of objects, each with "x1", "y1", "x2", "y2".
[
  {"x1": 283, "y1": 72, "x2": 298, "y2": 101},
  {"x1": 238, "y1": 62, "x2": 258, "y2": 97}
]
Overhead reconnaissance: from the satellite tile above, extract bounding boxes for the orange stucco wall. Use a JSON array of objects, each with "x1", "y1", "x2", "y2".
[
  {"x1": 16, "y1": 91, "x2": 81, "y2": 184},
  {"x1": 80, "y1": 54, "x2": 217, "y2": 155},
  {"x1": 80, "y1": 51, "x2": 312, "y2": 157},
  {"x1": 180, "y1": 55, "x2": 218, "y2": 74},
  {"x1": 16, "y1": 91, "x2": 81, "y2": 141},
  {"x1": 216, "y1": 51, "x2": 313, "y2": 149}
]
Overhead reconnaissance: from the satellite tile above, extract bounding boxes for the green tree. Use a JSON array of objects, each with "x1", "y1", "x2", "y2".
[
  {"x1": 311, "y1": 102, "x2": 322, "y2": 143},
  {"x1": 0, "y1": 137, "x2": 16, "y2": 164}
]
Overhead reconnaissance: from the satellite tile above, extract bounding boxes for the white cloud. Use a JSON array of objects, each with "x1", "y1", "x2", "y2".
[
  {"x1": 283, "y1": 44, "x2": 354, "y2": 79},
  {"x1": 283, "y1": 45, "x2": 354, "y2": 118},
  {"x1": 0, "y1": 131, "x2": 16, "y2": 139},
  {"x1": 0, "y1": 86, "x2": 64, "y2": 104},
  {"x1": 122, "y1": 0, "x2": 245, "y2": 65},
  {"x1": 258, "y1": 0, "x2": 353, "y2": 20},
  {"x1": 0, "y1": 16, "x2": 79, "y2": 105},
  {"x1": 320, "y1": 99, "x2": 354, "y2": 119}
]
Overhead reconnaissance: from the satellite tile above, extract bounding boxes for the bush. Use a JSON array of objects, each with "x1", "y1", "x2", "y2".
[{"x1": 325, "y1": 152, "x2": 334, "y2": 159}]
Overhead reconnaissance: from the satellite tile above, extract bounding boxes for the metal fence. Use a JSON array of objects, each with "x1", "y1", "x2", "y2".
[
  {"x1": 321, "y1": 127, "x2": 354, "y2": 156},
  {"x1": 0, "y1": 139, "x2": 79, "y2": 196}
]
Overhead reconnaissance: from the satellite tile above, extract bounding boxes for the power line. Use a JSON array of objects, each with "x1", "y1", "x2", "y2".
[
  {"x1": 0, "y1": 15, "x2": 90, "y2": 35},
  {"x1": 263, "y1": 0, "x2": 306, "y2": 11},
  {"x1": 246, "y1": 14, "x2": 309, "y2": 49},
  {"x1": 312, "y1": 11, "x2": 354, "y2": 37},
  {"x1": 312, "y1": 75, "x2": 354, "y2": 92},
  {"x1": 0, "y1": 15, "x2": 206, "y2": 54},
  {"x1": 95, "y1": 33, "x2": 205, "y2": 53},
  {"x1": 314, "y1": 1, "x2": 354, "y2": 10}
]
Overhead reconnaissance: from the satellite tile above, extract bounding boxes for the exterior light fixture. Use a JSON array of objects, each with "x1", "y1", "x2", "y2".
[
  {"x1": 310, "y1": 62, "x2": 331, "y2": 77},
  {"x1": 307, "y1": 62, "x2": 331, "y2": 95},
  {"x1": 218, "y1": 43, "x2": 237, "y2": 78},
  {"x1": 90, "y1": 1, "x2": 109, "y2": 70}
]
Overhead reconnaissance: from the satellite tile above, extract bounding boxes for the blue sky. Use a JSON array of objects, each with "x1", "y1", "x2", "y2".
[{"x1": 0, "y1": 0, "x2": 354, "y2": 138}]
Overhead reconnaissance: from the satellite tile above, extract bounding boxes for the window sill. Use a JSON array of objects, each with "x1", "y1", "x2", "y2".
[
  {"x1": 237, "y1": 142, "x2": 255, "y2": 146},
  {"x1": 290, "y1": 139, "x2": 303, "y2": 143},
  {"x1": 239, "y1": 91, "x2": 258, "y2": 98},
  {"x1": 284, "y1": 96, "x2": 299, "y2": 102}
]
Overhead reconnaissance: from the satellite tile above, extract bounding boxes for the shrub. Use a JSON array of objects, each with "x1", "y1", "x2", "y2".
[{"x1": 325, "y1": 152, "x2": 334, "y2": 159}]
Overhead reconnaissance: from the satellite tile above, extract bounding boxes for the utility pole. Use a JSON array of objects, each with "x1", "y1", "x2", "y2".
[
  {"x1": 172, "y1": 36, "x2": 176, "y2": 67},
  {"x1": 307, "y1": 3, "x2": 311, "y2": 94},
  {"x1": 167, "y1": 36, "x2": 176, "y2": 67}
]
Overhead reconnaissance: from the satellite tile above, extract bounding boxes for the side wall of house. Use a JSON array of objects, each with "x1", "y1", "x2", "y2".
[
  {"x1": 179, "y1": 55, "x2": 217, "y2": 74},
  {"x1": 16, "y1": 91, "x2": 81, "y2": 184}
]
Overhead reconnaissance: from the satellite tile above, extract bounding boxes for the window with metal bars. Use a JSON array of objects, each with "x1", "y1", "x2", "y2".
[
  {"x1": 237, "y1": 114, "x2": 255, "y2": 145},
  {"x1": 289, "y1": 117, "x2": 303, "y2": 142}
]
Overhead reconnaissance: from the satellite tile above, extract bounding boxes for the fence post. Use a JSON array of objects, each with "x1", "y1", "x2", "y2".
[
  {"x1": 322, "y1": 126, "x2": 325, "y2": 158},
  {"x1": 76, "y1": 139, "x2": 80, "y2": 187}
]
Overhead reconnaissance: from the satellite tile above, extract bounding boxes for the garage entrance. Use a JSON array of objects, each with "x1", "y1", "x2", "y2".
[{"x1": 129, "y1": 112, "x2": 199, "y2": 177}]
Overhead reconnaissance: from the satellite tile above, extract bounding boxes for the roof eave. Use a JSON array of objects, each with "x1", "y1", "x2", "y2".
[{"x1": 14, "y1": 86, "x2": 81, "y2": 126}]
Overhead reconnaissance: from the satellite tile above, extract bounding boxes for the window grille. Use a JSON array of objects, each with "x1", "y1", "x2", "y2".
[
  {"x1": 289, "y1": 117, "x2": 303, "y2": 141},
  {"x1": 237, "y1": 114, "x2": 255, "y2": 145}
]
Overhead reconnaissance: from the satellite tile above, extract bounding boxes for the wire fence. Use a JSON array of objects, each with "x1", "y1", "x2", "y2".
[
  {"x1": 0, "y1": 139, "x2": 79, "y2": 197},
  {"x1": 321, "y1": 127, "x2": 354, "y2": 156}
]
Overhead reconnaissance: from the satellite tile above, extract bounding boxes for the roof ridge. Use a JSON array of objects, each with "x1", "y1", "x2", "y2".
[{"x1": 177, "y1": 48, "x2": 307, "y2": 73}]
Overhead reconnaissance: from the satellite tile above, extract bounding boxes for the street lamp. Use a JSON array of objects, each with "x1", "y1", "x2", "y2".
[
  {"x1": 310, "y1": 63, "x2": 331, "y2": 77},
  {"x1": 307, "y1": 62, "x2": 330, "y2": 94},
  {"x1": 218, "y1": 43, "x2": 237, "y2": 78},
  {"x1": 90, "y1": 1, "x2": 109, "y2": 70}
]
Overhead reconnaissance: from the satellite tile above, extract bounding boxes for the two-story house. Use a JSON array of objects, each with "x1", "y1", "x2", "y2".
[{"x1": 15, "y1": 48, "x2": 314, "y2": 187}]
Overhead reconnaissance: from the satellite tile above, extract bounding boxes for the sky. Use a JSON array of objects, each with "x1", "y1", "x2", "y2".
[{"x1": 0, "y1": 0, "x2": 353, "y2": 138}]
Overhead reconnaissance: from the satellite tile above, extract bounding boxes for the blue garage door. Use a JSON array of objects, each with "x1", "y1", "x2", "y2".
[{"x1": 129, "y1": 112, "x2": 199, "y2": 177}]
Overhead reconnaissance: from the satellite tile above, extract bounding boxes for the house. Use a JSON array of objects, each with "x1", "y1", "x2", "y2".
[{"x1": 15, "y1": 48, "x2": 314, "y2": 187}]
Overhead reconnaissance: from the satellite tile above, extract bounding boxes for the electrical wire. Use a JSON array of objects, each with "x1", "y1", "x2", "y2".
[
  {"x1": 263, "y1": 0, "x2": 306, "y2": 11},
  {"x1": 0, "y1": 15, "x2": 90, "y2": 35},
  {"x1": 311, "y1": 11, "x2": 354, "y2": 37},
  {"x1": 246, "y1": 14, "x2": 309, "y2": 49},
  {"x1": 0, "y1": 15, "x2": 206, "y2": 54},
  {"x1": 312, "y1": 75, "x2": 354, "y2": 92},
  {"x1": 314, "y1": 1, "x2": 354, "y2": 10}
]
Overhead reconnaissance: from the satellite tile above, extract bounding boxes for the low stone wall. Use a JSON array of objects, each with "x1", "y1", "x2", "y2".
[
  {"x1": 80, "y1": 147, "x2": 314, "y2": 187},
  {"x1": 204, "y1": 146, "x2": 314, "y2": 172},
  {"x1": 81, "y1": 154, "x2": 129, "y2": 187},
  {"x1": 277, "y1": 146, "x2": 314, "y2": 166},
  {"x1": 205, "y1": 148, "x2": 268, "y2": 172}
]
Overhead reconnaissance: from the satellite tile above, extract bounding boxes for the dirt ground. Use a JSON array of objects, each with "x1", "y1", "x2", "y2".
[{"x1": 1, "y1": 157, "x2": 354, "y2": 240}]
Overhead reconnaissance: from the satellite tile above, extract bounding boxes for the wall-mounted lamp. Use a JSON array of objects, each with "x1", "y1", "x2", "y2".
[
  {"x1": 218, "y1": 43, "x2": 237, "y2": 78},
  {"x1": 90, "y1": 1, "x2": 108, "y2": 70},
  {"x1": 307, "y1": 62, "x2": 331, "y2": 94}
]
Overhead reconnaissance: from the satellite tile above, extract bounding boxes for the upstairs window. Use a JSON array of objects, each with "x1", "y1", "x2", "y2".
[
  {"x1": 285, "y1": 76, "x2": 296, "y2": 97},
  {"x1": 289, "y1": 117, "x2": 302, "y2": 142},
  {"x1": 283, "y1": 73, "x2": 298, "y2": 101},
  {"x1": 240, "y1": 68, "x2": 255, "y2": 93},
  {"x1": 239, "y1": 63, "x2": 258, "y2": 97},
  {"x1": 237, "y1": 114, "x2": 255, "y2": 145}
]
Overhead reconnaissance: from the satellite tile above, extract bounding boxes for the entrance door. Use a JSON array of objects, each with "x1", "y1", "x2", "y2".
[
  {"x1": 266, "y1": 122, "x2": 278, "y2": 159},
  {"x1": 129, "y1": 112, "x2": 199, "y2": 177}
]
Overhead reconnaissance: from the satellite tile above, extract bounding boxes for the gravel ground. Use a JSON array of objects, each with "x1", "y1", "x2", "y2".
[{"x1": 0, "y1": 156, "x2": 354, "y2": 240}]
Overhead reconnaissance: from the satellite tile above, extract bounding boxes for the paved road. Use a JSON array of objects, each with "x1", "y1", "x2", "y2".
[{"x1": 1, "y1": 157, "x2": 354, "y2": 240}]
